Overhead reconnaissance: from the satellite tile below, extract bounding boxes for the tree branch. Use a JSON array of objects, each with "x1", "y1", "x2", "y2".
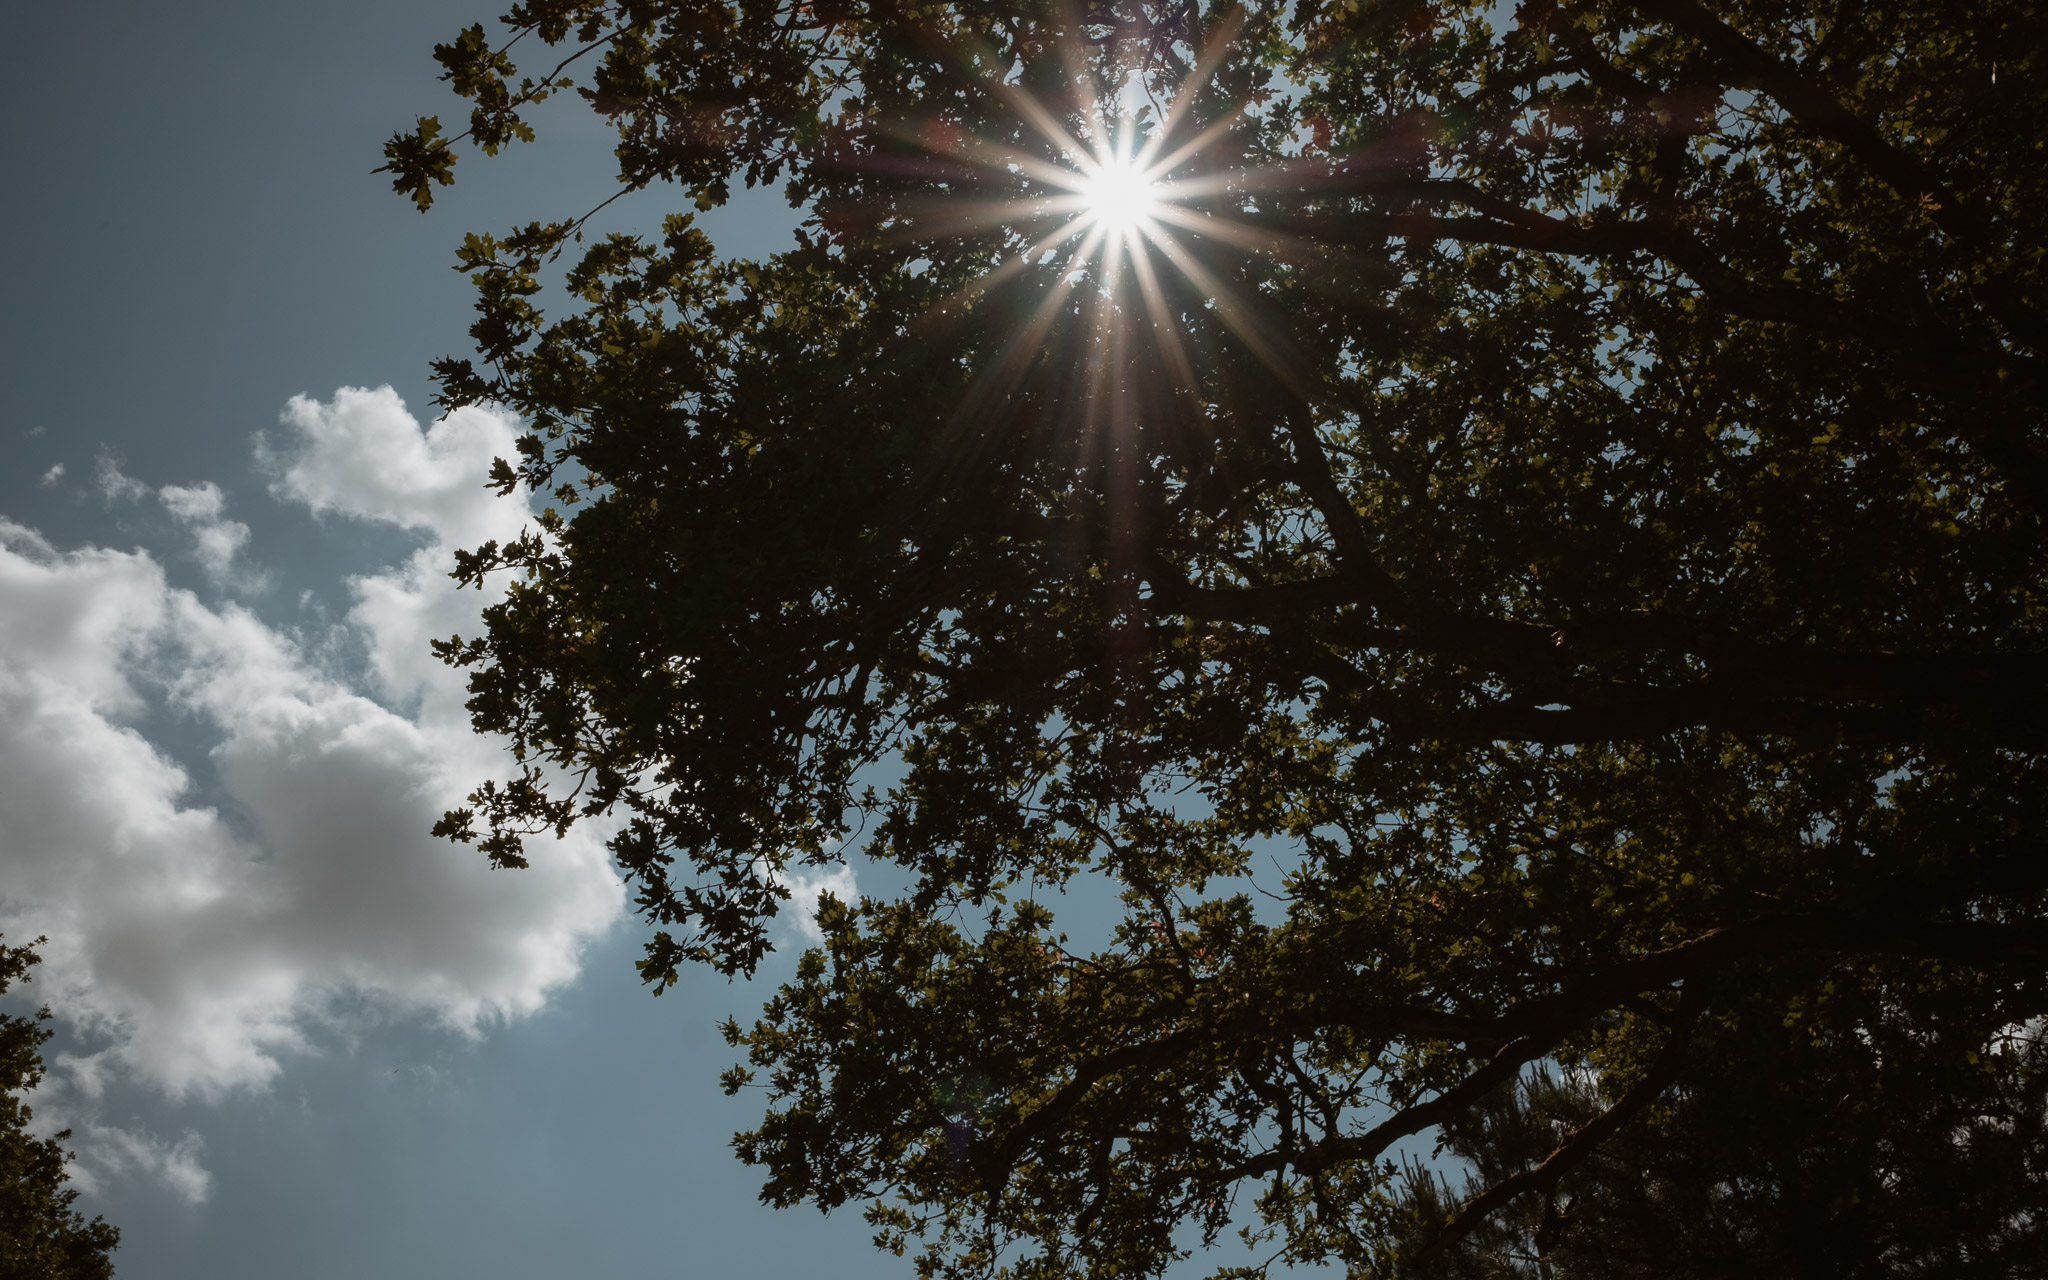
[
  {"x1": 1218, "y1": 915, "x2": 2047, "y2": 1182},
  {"x1": 1405, "y1": 984, "x2": 1707, "y2": 1268},
  {"x1": 1634, "y1": 0, "x2": 1983, "y2": 241}
]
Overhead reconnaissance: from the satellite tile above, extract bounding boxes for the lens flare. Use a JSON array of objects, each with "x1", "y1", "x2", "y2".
[
  {"x1": 1083, "y1": 156, "x2": 1161, "y2": 232},
  {"x1": 858, "y1": 9, "x2": 1335, "y2": 430}
]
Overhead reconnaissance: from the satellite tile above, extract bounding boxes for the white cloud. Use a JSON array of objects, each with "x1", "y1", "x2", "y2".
[
  {"x1": 262, "y1": 388, "x2": 538, "y2": 710},
  {"x1": 157, "y1": 482, "x2": 265, "y2": 591},
  {"x1": 93, "y1": 454, "x2": 150, "y2": 504},
  {"x1": 0, "y1": 388, "x2": 625, "y2": 1194},
  {"x1": 265, "y1": 385, "x2": 528, "y2": 554},
  {"x1": 32, "y1": 1107, "x2": 214, "y2": 1207},
  {"x1": 779, "y1": 863, "x2": 860, "y2": 945},
  {"x1": 38, "y1": 463, "x2": 64, "y2": 488},
  {"x1": 155, "y1": 481, "x2": 225, "y2": 523},
  {"x1": 79, "y1": 1122, "x2": 213, "y2": 1206}
]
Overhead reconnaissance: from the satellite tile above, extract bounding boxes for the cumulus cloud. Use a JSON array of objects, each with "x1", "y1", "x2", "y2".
[
  {"x1": 38, "y1": 463, "x2": 64, "y2": 488},
  {"x1": 0, "y1": 387, "x2": 624, "y2": 1195},
  {"x1": 265, "y1": 386, "x2": 528, "y2": 554}
]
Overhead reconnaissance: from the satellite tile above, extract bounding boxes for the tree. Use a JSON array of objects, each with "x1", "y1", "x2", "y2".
[
  {"x1": 386, "y1": 2, "x2": 2048, "y2": 1275},
  {"x1": 1384, "y1": 1002, "x2": 2048, "y2": 1278},
  {"x1": 0, "y1": 937, "x2": 119, "y2": 1280}
]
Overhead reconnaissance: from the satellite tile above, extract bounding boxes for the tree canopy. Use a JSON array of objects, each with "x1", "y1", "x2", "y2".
[
  {"x1": 0, "y1": 937, "x2": 119, "y2": 1280},
  {"x1": 387, "y1": 2, "x2": 2048, "y2": 1275}
]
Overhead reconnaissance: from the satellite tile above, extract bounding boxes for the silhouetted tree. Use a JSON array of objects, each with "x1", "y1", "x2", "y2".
[
  {"x1": 388, "y1": 3, "x2": 2048, "y2": 1275},
  {"x1": 1388, "y1": 996, "x2": 2047, "y2": 1279},
  {"x1": 0, "y1": 937, "x2": 118, "y2": 1280}
]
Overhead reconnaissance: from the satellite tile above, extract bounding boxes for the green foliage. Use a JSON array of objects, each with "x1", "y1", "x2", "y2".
[
  {"x1": 0, "y1": 938, "x2": 119, "y2": 1280},
  {"x1": 399, "y1": 2, "x2": 2048, "y2": 1275}
]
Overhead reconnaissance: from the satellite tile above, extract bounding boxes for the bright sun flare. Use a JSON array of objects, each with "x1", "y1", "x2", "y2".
[{"x1": 1084, "y1": 158, "x2": 1162, "y2": 231}]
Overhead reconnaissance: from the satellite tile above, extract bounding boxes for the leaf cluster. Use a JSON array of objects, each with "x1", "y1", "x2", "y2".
[{"x1": 0, "y1": 937, "x2": 119, "y2": 1280}]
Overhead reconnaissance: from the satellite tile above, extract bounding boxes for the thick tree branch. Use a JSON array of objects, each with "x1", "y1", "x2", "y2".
[
  {"x1": 1406, "y1": 984, "x2": 1707, "y2": 1269},
  {"x1": 974, "y1": 1027, "x2": 1208, "y2": 1190},
  {"x1": 1145, "y1": 545, "x2": 2048, "y2": 743},
  {"x1": 1277, "y1": 415, "x2": 1412, "y2": 617},
  {"x1": 1217, "y1": 915, "x2": 2048, "y2": 1182},
  {"x1": 1634, "y1": 0, "x2": 1983, "y2": 241},
  {"x1": 1633, "y1": 0, "x2": 2048, "y2": 356}
]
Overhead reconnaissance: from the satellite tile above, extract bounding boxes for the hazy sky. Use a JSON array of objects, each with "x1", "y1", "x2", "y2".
[{"x1": 1, "y1": 3, "x2": 901, "y2": 1276}]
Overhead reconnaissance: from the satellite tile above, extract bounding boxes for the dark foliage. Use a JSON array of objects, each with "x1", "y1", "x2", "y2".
[
  {"x1": 1391, "y1": 992, "x2": 2047, "y2": 1278},
  {"x1": 0, "y1": 938, "x2": 118, "y2": 1280},
  {"x1": 392, "y1": 2, "x2": 2048, "y2": 1275}
]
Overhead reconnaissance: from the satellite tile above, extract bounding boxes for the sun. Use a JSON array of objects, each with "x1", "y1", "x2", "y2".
[
  {"x1": 1082, "y1": 155, "x2": 1162, "y2": 233},
  {"x1": 884, "y1": 25, "x2": 1297, "y2": 406}
]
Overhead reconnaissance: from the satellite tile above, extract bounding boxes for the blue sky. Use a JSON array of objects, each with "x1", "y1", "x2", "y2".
[{"x1": 2, "y1": 3, "x2": 902, "y2": 1276}]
